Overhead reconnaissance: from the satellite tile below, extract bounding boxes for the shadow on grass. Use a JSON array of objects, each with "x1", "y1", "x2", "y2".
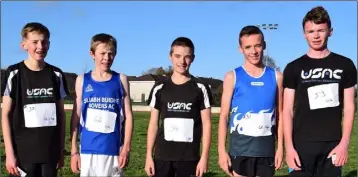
[
  {"x1": 204, "y1": 172, "x2": 220, "y2": 177},
  {"x1": 63, "y1": 149, "x2": 71, "y2": 156},
  {"x1": 274, "y1": 170, "x2": 357, "y2": 177},
  {"x1": 345, "y1": 170, "x2": 357, "y2": 177}
]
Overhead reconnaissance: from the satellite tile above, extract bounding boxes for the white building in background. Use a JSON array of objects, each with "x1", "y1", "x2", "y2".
[
  {"x1": 129, "y1": 81, "x2": 155, "y2": 103},
  {"x1": 128, "y1": 74, "x2": 221, "y2": 103},
  {"x1": 128, "y1": 74, "x2": 167, "y2": 103}
]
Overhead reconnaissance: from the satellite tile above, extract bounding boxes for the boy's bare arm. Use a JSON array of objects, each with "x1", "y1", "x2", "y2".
[
  {"x1": 2, "y1": 96, "x2": 15, "y2": 156},
  {"x1": 120, "y1": 74, "x2": 134, "y2": 153},
  {"x1": 146, "y1": 109, "x2": 159, "y2": 158},
  {"x1": 275, "y1": 71, "x2": 284, "y2": 150},
  {"x1": 283, "y1": 88, "x2": 295, "y2": 150},
  {"x1": 58, "y1": 99, "x2": 66, "y2": 152},
  {"x1": 340, "y1": 86, "x2": 355, "y2": 147},
  {"x1": 70, "y1": 75, "x2": 83, "y2": 154},
  {"x1": 218, "y1": 71, "x2": 234, "y2": 153},
  {"x1": 200, "y1": 108, "x2": 212, "y2": 160}
]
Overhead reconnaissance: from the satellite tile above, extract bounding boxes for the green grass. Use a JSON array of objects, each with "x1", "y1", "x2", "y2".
[{"x1": 1, "y1": 112, "x2": 357, "y2": 176}]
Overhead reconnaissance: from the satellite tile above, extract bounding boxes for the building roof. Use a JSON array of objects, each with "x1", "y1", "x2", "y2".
[
  {"x1": 128, "y1": 74, "x2": 223, "y2": 90},
  {"x1": 128, "y1": 74, "x2": 168, "y2": 81}
]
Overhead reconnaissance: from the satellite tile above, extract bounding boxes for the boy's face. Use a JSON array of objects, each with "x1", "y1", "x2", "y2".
[
  {"x1": 239, "y1": 34, "x2": 265, "y2": 65},
  {"x1": 90, "y1": 43, "x2": 115, "y2": 72},
  {"x1": 21, "y1": 32, "x2": 50, "y2": 61},
  {"x1": 169, "y1": 46, "x2": 194, "y2": 75},
  {"x1": 303, "y1": 21, "x2": 332, "y2": 51}
]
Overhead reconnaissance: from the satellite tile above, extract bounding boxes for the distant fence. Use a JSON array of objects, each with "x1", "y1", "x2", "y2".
[{"x1": 64, "y1": 104, "x2": 221, "y2": 113}]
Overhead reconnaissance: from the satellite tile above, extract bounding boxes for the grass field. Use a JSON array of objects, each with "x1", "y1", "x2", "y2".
[{"x1": 1, "y1": 112, "x2": 357, "y2": 177}]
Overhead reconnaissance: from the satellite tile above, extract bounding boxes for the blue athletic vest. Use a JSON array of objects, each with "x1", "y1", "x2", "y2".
[
  {"x1": 229, "y1": 66, "x2": 277, "y2": 157},
  {"x1": 80, "y1": 71, "x2": 124, "y2": 155}
]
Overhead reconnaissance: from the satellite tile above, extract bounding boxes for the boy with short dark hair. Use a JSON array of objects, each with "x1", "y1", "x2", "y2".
[
  {"x1": 218, "y1": 25, "x2": 284, "y2": 177},
  {"x1": 283, "y1": 6, "x2": 357, "y2": 177},
  {"x1": 145, "y1": 37, "x2": 213, "y2": 177}
]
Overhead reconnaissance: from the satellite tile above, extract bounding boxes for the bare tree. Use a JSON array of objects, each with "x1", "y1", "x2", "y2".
[
  {"x1": 83, "y1": 61, "x2": 89, "y2": 73},
  {"x1": 142, "y1": 65, "x2": 173, "y2": 76},
  {"x1": 263, "y1": 55, "x2": 280, "y2": 71},
  {"x1": 166, "y1": 65, "x2": 173, "y2": 76},
  {"x1": 155, "y1": 67, "x2": 166, "y2": 75},
  {"x1": 142, "y1": 67, "x2": 159, "y2": 75}
]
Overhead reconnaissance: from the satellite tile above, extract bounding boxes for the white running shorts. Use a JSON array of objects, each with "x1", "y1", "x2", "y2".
[{"x1": 80, "y1": 154, "x2": 123, "y2": 177}]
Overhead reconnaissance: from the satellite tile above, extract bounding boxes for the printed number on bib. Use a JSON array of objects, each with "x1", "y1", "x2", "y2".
[
  {"x1": 164, "y1": 118, "x2": 194, "y2": 142},
  {"x1": 23, "y1": 103, "x2": 57, "y2": 128},
  {"x1": 307, "y1": 83, "x2": 339, "y2": 110},
  {"x1": 85, "y1": 108, "x2": 117, "y2": 133}
]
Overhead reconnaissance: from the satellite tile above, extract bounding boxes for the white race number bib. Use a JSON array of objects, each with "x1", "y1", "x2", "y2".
[
  {"x1": 23, "y1": 103, "x2": 57, "y2": 128},
  {"x1": 307, "y1": 83, "x2": 339, "y2": 110},
  {"x1": 85, "y1": 108, "x2": 117, "y2": 133},
  {"x1": 164, "y1": 118, "x2": 194, "y2": 142},
  {"x1": 238, "y1": 110, "x2": 273, "y2": 137}
]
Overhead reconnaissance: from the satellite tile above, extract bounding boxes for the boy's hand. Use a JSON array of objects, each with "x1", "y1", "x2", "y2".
[
  {"x1": 145, "y1": 156, "x2": 155, "y2": 176},
  {"x1": 275, "y1": 147, "x2": 283, "y2": 170},
  {"x1": 328, "y1": 143, "x2": 348, "y2": 167},
  {"x1": 218, "y1": 150, "x2": 233, "y2": 177},
  {"x1": 196, "y1": 157, "x2": 208, "y2": 177},
  {"x1": 6, "y1": 152, "x2": 19, "y2": 176},
  {"x1": 70, "y1": 153, "x2": 81, "y2": 174},
  {"x1": 118, "y1": 148, "x2": 130, "y2": 168},
  {"x1": 286, "y1": 148, "x2": 301, "y2": 171}
]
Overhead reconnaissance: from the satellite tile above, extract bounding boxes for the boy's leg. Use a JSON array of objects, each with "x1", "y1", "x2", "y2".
[
  {"x1": 86, "y1": 154, "x2": 122, "y2": 177},
  {"x1": 40, "y1": 163, "x2": 57, "y2": 177},
  {"x1": 315, "y1": 141, "x2": 342, "y2": 177},
  {"x1": 255, "y1": 157, "x2": 275, "y2": 177},
  {"x1": 79, "y1": 154, "x2": 94, "y2": 176},
  {"x1": 289, "y1": 142, "x2": 320, "y2": 177},
  {"x1": 153, "y1": 159, "x2": 174, "y2": 177},
  {"x1": 10, "y1": 163, "x2": 38, "y2": 177},
  {"x1": 80, "y1": 154, "x2": 123, "y2": 176},
  {"x1": 174, "y1": 160, "x2": 199, "y2": 177},
  {"x1": 230, "y1": 156, "x2": 253, "y2": 177},
  {"x1": 108, "y1": 155, "x2": 122, "y2": 177}
]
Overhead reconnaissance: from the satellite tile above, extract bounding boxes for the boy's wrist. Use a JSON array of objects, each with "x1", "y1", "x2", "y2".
[
  {"x1": 71, "y1": 148, "x2": 79, "y2": 154},
  {"x1": 5, "y1": 149, "x2": 15, "y2": 156},
  {"x1": 146, "y1": 151, "x2": 153, "y2": 158},
  {"x1": 120, "y1": 145, "x2": 131, "y2": 153},
  {"x1": 71, "y1": 152, "x2": 79, "y2": 157},
  {"x1": 200, "y1": 154, "x2": 209, "y2": 161}
]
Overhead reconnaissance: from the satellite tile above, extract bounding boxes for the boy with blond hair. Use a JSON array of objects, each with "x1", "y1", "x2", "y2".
[
  {"x1": 2, "y1": 22, "x2": 69, "y2": 177},
  {"x1": 70, "y1": 33, "x2": 134, "y2": 177}
]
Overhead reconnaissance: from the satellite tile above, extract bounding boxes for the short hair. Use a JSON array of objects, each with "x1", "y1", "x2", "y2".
[
  {"x1": 169, "y1": 37, "x2": 195, "y2": 56},
  {"x1": 239, "y1": 25, "x2": 264, "y2": 46},
  {"x1": 90, "y1": 33, "x2": 117, "y2": 54},
  {"x1": 21, "y1": 22, "x2": 50, "y2": 40},
  {"x1": 302, "y1": 6, "x2": 331, "y2": 29}
]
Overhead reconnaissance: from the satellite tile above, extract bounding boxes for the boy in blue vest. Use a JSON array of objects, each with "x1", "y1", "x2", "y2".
[
  {"x1": 69, "y1": 33, "x2": 134, "y2": 176},
  {"x1": 218, "y1": 25, "x2": 284, "y2": 177}
]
